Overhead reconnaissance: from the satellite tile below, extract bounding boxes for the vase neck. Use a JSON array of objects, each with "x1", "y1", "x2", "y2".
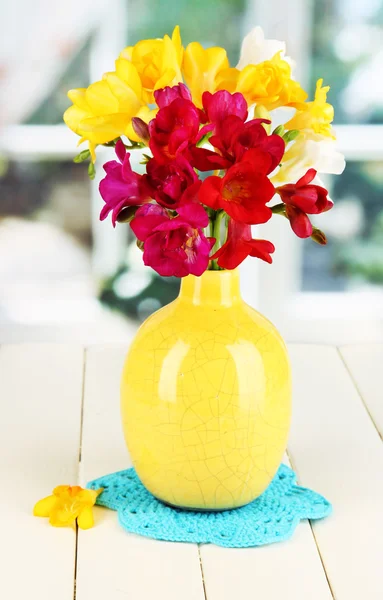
[{"x1": 179, "y1": 270, "x2": 241, "y2": 307}]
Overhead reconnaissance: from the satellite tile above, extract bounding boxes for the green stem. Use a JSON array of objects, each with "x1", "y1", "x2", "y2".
[{"x1": 209, "y1": 210, "x2": 226, "y2": 270}]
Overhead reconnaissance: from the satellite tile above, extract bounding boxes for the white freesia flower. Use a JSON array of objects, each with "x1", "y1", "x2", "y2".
[
  {"x1": 272, "y1": 134, "x2": 346, "y2": 185},
  {"x1": 237, "y1": 26, "x2": 291, "y2": 69}
]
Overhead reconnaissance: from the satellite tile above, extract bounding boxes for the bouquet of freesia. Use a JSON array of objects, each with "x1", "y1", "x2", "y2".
[{"x1": 64, "y1": 26, "x2": 345, "y2": 277}]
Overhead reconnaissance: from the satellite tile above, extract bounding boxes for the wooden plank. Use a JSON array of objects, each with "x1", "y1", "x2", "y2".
[
  {"x1": 0, "y1": 344, "x2": 83, "y2": 600},
  {"x1": 288, "y1": 344, "x2": 383, "y2": 600},
  {"x1": 200, "y1": 454, "x2": 333, "y2": 600},
  {"x1": 339, "y1": 344, "x2": 383, "y2": 439},
  {"x1": 76, "y1": 346, "x2": 205, "y2": 600}
]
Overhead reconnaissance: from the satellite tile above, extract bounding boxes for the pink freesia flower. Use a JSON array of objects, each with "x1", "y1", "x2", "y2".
[
  {"x1": 130, "y1": 203, "x2": 214, "y2": 277},
  {"x1": 145, "y1": 156, "x2": 199, "y2": 209},
  {"x1": 202, "y1": 90, "x2": 248, "y2": 124},
  {"x1": 187, "y1": 91, "x2": 248, "y2": 169},
  {"x1": 99, "y1": 140, "x2": 151, "y2": 226},
  {"x1": 276, "y1": 168, "x2": 332, "y2": 238},
  {"x1": 149, "y1": 97, "x2": 203, "y2": 164},
  {"x1": 154, "y1": 83, "x2": 192, "y2": 108},
  {"x1": 212, "y1": 219, "x2": 275, "y2": 269}
]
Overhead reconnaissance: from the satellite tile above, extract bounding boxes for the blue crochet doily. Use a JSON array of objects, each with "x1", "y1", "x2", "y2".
[{"x1": 87, "y1": 464, "x2": 331, "y2": 548}]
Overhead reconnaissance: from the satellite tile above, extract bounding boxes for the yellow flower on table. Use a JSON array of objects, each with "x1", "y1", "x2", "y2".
[
  {"x1": 285, "y1": 78, "x2": 335, "y2": 138},
  {"x1": 34, "y1": 485, "x2": 103, "y2": 529},
  {"x1": 120, "y1": 25, "x2": 183, "y2": 104},
  {"x1": 217, "y1": 52, "x2": 307, "y2": 111},
  {"x1": 183, "y1": 42, "x2": 230, "y2": 107}
]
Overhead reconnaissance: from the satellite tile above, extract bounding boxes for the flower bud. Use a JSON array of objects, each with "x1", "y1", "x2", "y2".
[
  {"x1": 283, "y1": 129, "x2": 300, "y2": 144},
  {"x1": 88, "y1": 162, "x2": 96, "y2": 180},
  {"x1": 73, "y1": 149, "x2": 91, "y2": 163},
  {"x1": 311, "y1": 227, "x2": 327, "y2": 245},
  {"x1": 136, "y1": 239, "x2": 145, "y2": 251},
  {"x1": 272, "y1": 125, "x2": 285, "y2": 137},
  {"x1": 131, "y1": 117, "x2": 150, "y2": 144},
  {"x1": 117, "y1": 206, "x2": 138, "y2": 224}
]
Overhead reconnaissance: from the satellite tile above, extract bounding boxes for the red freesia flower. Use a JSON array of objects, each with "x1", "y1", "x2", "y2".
[
  {"x1": 149, "y1": 97, "x2": 203, "y2": 164},
  {"x1": 212, "y1": 219, "x2": 275, "y2": 269},
  {"x1": 230, "y1": 120, "x2": 285, "y2": 168},
  {"x1": 145, "y1": 156, "x2": 199, "y2": 209},
  {"x1": 130, "y1": 203, "x2": 214, "y2": 277},
  {"x1": 99, "y1": 140, "x2": 151, "y2": 226},
  {"x1": 154, "y1": 83, "x2": 192, "y2": 108},
  {"x1": 198, "y1": 148, "x2": 275, "y2": 224},
  {"x1": 191, "y1": 114, "x2": 284, "y2": 173},
  {"x1": 276, "y1": 168, "x2": 333, "y2": 238}
]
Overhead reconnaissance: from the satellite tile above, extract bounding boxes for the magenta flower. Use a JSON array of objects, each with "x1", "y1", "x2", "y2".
[
  {"x1": 130, "y1": 203, "x2": 214, "y2": 277},
  {"x1": 149, "y1": 97, "x2": 202, "y2": 164},
  {"x1": 154, "y1": 83, "x2": 192, "y2": 108},
  {"x1": 202, "y1": 90, "x2": 248, "y2": 124},
  {"x1": 145, "y1": 156, "x2": 199, "y2": 209},
  {"x1": 99, "y1": 140, "x2": 151, "y2": 225}
]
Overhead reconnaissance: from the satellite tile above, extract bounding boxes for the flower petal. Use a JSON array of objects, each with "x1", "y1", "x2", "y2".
[
  {"x1": 285, "y1": 205, "x2": 313, "y2": 238},
  {"x1": 77, "y1": 506, "x2": 95, "y2": 530},
  {"x1": 177, "y1": 203, "x2": 209, "y2": 228},
  {"x1": 198, "y1": 176, "x2": 223, "y2": 210},
  {"x1": 33, "y1": 495, "x2": 57, "y2": 517},
  {"x1": 131, "y1": 205, "x2": 169, "y2": 241}
]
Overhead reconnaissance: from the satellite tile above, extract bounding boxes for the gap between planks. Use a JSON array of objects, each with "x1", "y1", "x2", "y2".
[
  {"x1": 285, "y1": 448, "x2": 335, "y2": 600},
  {"x1": 198, "y1": 546, "x2": 208, "y2": 600},
  {"x1": 74, "y1": 347, "x2": 87, "y2": 600},
  {"x1": 336, "y1": 346, "x2": 382, "y2": 442}
]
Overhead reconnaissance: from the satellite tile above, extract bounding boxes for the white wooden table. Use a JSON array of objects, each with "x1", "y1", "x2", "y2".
[{"x1": 1, "y1": 343, "x2": 382, "y2": 600}]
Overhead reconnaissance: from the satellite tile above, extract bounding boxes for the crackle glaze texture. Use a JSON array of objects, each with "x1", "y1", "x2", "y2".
[{"x1": 121, "y1": 269, "x2": 291, "y2": 510}]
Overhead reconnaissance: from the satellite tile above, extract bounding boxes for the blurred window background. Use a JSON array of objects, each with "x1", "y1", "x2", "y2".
[{"x1": 0, "y1": 0, "x2": 382, "y2": 344}]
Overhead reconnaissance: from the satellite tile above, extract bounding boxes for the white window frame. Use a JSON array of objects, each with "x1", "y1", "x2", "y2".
[{"x1": 0, "y1": 0, "x2": 128, "y2": 278}]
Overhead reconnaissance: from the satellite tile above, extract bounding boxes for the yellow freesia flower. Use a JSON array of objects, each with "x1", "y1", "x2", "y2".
[
  {"x1": 64, "y1": 28, "x2": 183, "y2": 158},
  {"x1": 285, "y1": 79, "x2": 335, "y2": 138},
  {"x1": 120, "y1": 26, "x2": 183, "y2": 104},
  {"x1": 183, "y1": 42, "x2": 229, "y2": 107},
  {"x1": 34, "y1": 485, "x2": 103, "y2": 529},
  {"x1": 218, "y1": 52, "x2": 307, "y2": 111},
  {"x1": 63, "y1": 69, "x2": 144, "y2": 160}
]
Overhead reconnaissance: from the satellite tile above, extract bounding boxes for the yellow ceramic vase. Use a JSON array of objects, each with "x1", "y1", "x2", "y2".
[{"x1": 121, "y1": 269, "x2": 291, "y2": 510}]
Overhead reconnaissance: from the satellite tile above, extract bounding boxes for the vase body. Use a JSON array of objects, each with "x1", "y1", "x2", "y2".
[{"x1": 121, "y1": 269, "x2": 291, "y2": 510}]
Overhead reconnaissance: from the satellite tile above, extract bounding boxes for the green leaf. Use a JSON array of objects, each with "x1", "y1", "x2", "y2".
[
  {"x1": 88, "y1": 162, "x2": 96, "y2": 180},
  {"x1": 73, "y1": 149, "x2": 90, "y2": 163}
]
